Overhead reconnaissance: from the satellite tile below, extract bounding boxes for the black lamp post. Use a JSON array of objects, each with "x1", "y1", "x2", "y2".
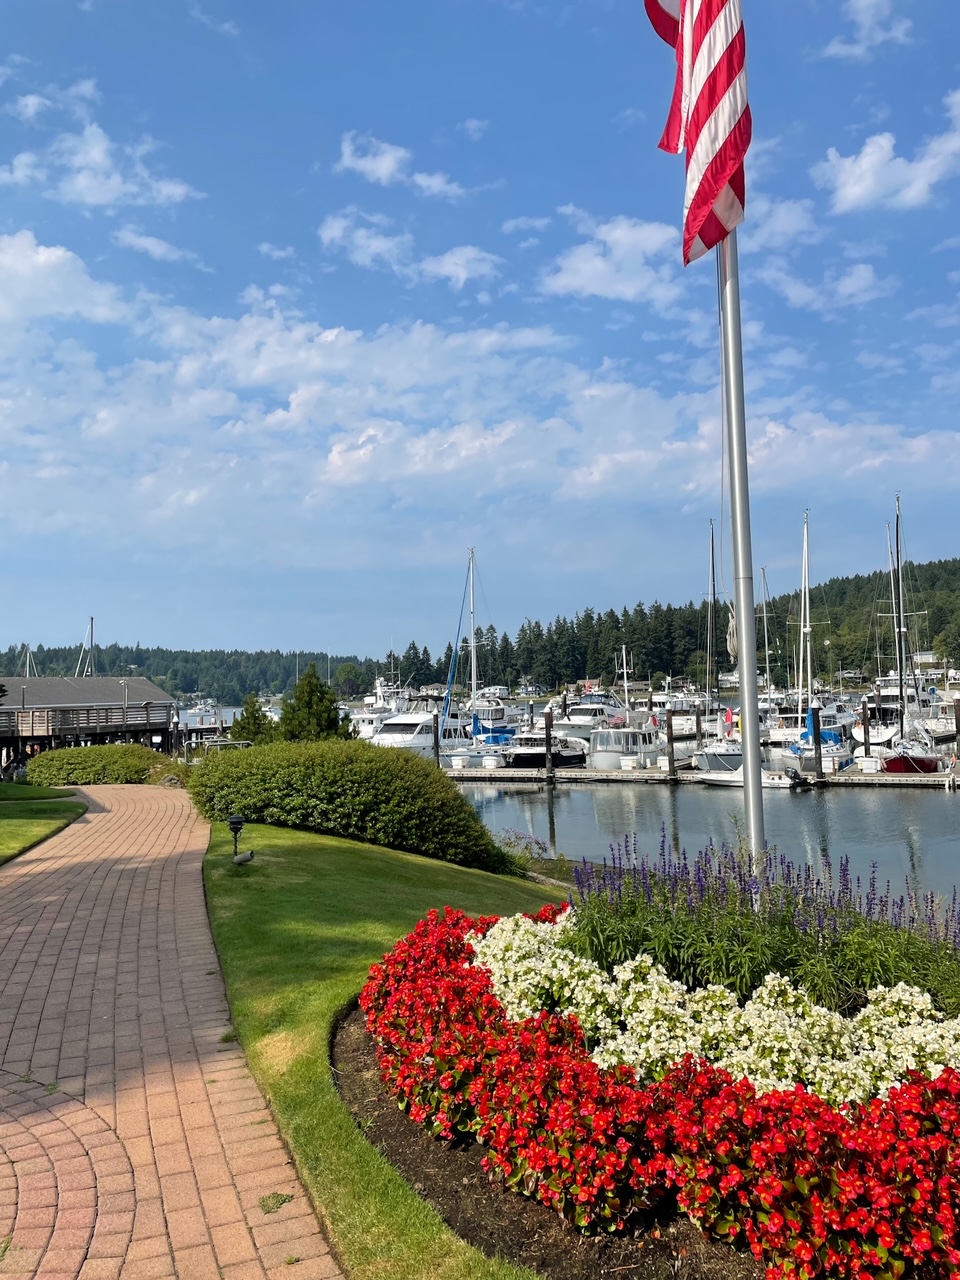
[{"x1": 228, "y1": 814, "x2": 245, "y2": 859}]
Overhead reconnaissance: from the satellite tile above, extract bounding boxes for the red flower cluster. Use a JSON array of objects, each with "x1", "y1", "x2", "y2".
[{"x1": 360, "y1": 906, "x2": 960, "y2": 1278}]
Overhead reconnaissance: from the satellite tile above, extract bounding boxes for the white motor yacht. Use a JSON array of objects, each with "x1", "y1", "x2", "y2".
[
  {"x1": 588, "y1": 725, "x2": 660, "y2": 770},
  {"x1": 503, "y1": 730, "x2": 586, "y2": 769},
  {"x1": 350, "y1": 676, "x2": 413, "y2": 740},
  {"x1": 369, "y1": 701, "x2": 474, "y2": 765}
]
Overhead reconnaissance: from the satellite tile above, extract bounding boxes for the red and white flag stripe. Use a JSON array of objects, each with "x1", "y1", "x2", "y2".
[{"x1": 645, "y1": 0, "x2": 751, "y2": 266}]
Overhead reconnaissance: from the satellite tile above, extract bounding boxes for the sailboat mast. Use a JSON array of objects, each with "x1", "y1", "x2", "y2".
[
  {"x1": 799, "y1": 513, "x2": 811, "y2": 733},
  {"x1": 885, "y1": 520, "x2": 899, "y2": 737},
  {"x1": 468, "y1": 548, "x2": 478, "y2": 706},
  {"x1": 760, "y1": 567, "x2": 772, "y2": 705},
  {"x1": 895, "y1": 496, "x2": 907, "y2": 740},
  {"x1": 707, "y1": 520, "x2": 717, "y2": 716}
]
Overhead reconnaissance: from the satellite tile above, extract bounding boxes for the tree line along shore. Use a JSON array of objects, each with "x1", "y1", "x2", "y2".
[{"x1": 3, "y1": 555, "x2": 960, "y2": 706}]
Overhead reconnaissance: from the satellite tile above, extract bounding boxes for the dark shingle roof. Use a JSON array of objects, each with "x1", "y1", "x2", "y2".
[{"x1": 0, "y1": 677, "x2": 176, "y2": 710}]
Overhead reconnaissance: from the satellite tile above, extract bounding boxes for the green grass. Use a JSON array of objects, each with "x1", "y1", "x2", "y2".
[
  {"x1": 0, "y1": 784, "x2": 87, "y2": 865},
  {"x1": 204, "y1": 822, "x2": 564, "y2": 1280},
  {"x1": 0, "y1": 781, "x2": 78, "y2": 801}
]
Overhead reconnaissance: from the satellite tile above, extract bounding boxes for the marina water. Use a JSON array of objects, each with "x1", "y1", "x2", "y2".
[{"x1": 463, "y1": 781, "x2": 960, "y2": 902}]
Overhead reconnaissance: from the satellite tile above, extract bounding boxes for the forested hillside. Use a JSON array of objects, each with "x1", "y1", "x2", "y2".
[{"x1": 4, "y1": 557, "x2": 960, "y2": 701}]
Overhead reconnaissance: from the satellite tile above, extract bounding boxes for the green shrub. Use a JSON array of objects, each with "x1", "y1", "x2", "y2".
[
  {"x1": 26, "y1": 744, "x2": 161, "y2": 786},
  {"x1": 188, "y1": 740, "x2": 513, "y2": 873}
]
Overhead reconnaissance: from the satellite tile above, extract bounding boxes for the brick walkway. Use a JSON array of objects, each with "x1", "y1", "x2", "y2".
[{"x1": 0, "y1": 786, "x2": 344, "y2": 1280}]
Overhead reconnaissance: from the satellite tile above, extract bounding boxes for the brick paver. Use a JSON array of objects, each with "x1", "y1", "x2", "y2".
[{"x1": 0, "y1": 787, "x2": 344, "y2": 1279}]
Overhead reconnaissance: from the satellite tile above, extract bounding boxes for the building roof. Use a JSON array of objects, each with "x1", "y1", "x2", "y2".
[{"x1": 0, "y1": 676, "x2": 177, "y2": 711}]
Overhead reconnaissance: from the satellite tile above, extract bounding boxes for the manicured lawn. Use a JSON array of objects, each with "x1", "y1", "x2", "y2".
[
  {"x1": 204, "y1": 823, "x2": 564, "y2": 1280},
  {"x1": 0, "y1": 781, "x2": 78, "y2": 801},
  {"x1": 0, "y1": 784, "x2": 87, "y2": 864}
]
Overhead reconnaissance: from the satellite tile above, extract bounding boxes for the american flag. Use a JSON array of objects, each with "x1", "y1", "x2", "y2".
[{"x1": 645, "y1": 0, "x2": 752, "y2": 265}]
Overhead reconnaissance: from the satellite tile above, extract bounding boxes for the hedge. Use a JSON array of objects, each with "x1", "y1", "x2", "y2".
[
  {"x1": 187, "y1": 739, "x2": 512, "y2": 873},
  {"x1": 26, "y1": 744, "x2": 161, "y2": 786}
]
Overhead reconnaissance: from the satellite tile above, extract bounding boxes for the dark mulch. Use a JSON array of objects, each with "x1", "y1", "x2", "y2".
[{"x1": 332, "y1": 1004, "x2": 763, "y2": 1280}]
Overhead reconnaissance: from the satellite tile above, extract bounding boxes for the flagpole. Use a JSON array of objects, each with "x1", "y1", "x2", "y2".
[{"x1": 717, "y1": 227, "x2": 764, "y2": 857}]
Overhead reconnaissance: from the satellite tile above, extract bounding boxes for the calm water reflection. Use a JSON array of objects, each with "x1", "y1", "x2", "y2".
[{"x1": 463, "y1": 782, "x2": 960, "y2": 900}]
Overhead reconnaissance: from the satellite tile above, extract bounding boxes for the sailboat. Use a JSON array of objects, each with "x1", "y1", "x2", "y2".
[
  {"x1": 774, "y1": 515, "x2": 854, "y2": 775},
  {"x1": 856, "y1": 499, "x2": 941, "y2": 775},
  {"x1": 694, "y1": 522, "x2": 745, "y2": 773}
]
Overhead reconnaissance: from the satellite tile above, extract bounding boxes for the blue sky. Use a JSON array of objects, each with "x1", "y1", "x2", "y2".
[{"x1": 1, "y1": 0, "x2": 958, "y2": 656}]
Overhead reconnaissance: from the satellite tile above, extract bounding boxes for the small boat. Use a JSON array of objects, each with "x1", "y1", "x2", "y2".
[
  {"x1": 696, "y1": 765, "x2": 812, "y2": 790},
  {"x1": 879, "y1": 740, "x2": 941, "y2": 774},
  {"x1": 503, "y1": 730, "x2": 586, "y2": 769},
  {"x1": 854, "y1": 723, "x2": 943, "y2": 775},
  {"x1": 554, "y1": 703, "x2": 615, "y2": 740},
  {"x1": 694, "y1": 738, "x2": 743, "y2": 772},
  {"x1": 588, "y1": 725, "x2": 660, "y2": 771},
  {"x1": 465, "y1": 693, "x2": 522, "y2": 736},
  {"x1": 548, "y1": 688, "x2": 628, "y2": 739}
]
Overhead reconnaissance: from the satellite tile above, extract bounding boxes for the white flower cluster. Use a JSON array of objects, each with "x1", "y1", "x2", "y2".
[{"x1": 469, "y1": 912, "x2": 960, "y2": 1105}]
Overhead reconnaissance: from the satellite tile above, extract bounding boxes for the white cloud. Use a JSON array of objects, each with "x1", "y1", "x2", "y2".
[
  {"x1": 612, "y1": 107, "x2": 645, "y2": 130},
  {"x1": 319, "y1": 207, "x2": 414, "y2": 274},
  {"x1": 823, "y1": 0, "x2": 911, "y2": 60},
  {"x1": 502, "y1": 215, "x2": 550, "y2": 234},
  {"x1": 0, "y1": 151, "x2": 45, "y2": 187},
  {"x1": 114, "y1": 226, "x2": 206, "y2": 268},
  {"x1": 739, "y1": 194, "x2": 821, "y2": 253},
  {"x1": 8, "y1": 94, "x2": 52, "y2": 123},
  {"x1": 756, "y1": 257, "x2": 897, "y2": 312},
  {"x1": 419, "y1": 245, "x2": 503, "y2": 290},
  {"x1": 47, "y1": 123, "x2": 202, "y2": 207},
  {"x1": 189, "y1": 6, "x2": 240, "y2": 36},
  {"x1": 410, "y1": 170, "x2": 465, "y2": 199},
  {"x1": 811, "y1": 90, "x2": 960, "y2": 213},
  {"x1": 3, "y1": 227, "x2": 960, "y2": 624},
  {"x1": 540, "y1": 207, "x2": 681, "y2": 308},
  {"x1": 460, "y1": 118, "x2": 489, "y2": 141},
  {"x1": 0, "y1": 229, "x2": 125, "y2": 324},
  {"x1": 61, "y1": 78, "x2": 100, "y2": 117},
  {"x1": 335, "y1": 132, "x2": 411, "y2": 186},
  {"x1": 0, "y1": 55, "x2": 28, "y2": 88},
  {"x1": 319, "y1": 209, "x2": 503, "y2": 290},
  {"x1": 856, "y1": 349, "x2": 904, "y2": 374},
  {"x1": 258, "y1": 242, "x2": 296, "y2": 261},
  {"x1": 334, "y1": 131, "x2": 465, "y2": 200}
]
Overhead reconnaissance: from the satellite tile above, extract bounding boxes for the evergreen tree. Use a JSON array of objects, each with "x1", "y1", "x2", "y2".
[
  {"x1": 279, "y1": 665, "x2": 351, "y2": 741},
  {"x1": 231, "y1": 693, "x2": 278, "y2": 745}
]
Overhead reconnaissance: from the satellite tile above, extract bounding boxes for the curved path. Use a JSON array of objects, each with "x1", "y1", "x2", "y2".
[{"x1": 0, "y1": 786, "x2": 344, "y2": 1280}]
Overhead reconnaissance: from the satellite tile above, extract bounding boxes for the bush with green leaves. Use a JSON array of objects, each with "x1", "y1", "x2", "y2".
[
  {"x1": 26, "y1": 744, "x2": 161, "y2": 786},
  {"x1": 569, "y1": 837, "x2": 960, "y2": 1017},
  {"x1": 188, "y1": 739, "x2": 514, "y2": 873}
]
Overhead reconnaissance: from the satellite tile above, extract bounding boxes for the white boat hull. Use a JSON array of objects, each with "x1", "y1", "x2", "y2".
[{"x1": 696, "y1": 766, "x2": 809, "y2": 790}]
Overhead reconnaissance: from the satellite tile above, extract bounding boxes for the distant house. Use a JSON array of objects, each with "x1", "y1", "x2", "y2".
[
  {"x1": 0, "y1": 676, "x2": 178, "y2": 766},
  {"x1": 479, "y1": 685, "x2": 510, "y2": 699}
]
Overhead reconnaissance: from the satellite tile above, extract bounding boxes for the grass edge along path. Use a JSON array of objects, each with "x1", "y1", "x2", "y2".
[
  {"x1": 0, "y1": 783, "x2": 87, "y2": 865},
  {"x1": 204, "y1": 822, "x2": 564, "y2": 1280}
]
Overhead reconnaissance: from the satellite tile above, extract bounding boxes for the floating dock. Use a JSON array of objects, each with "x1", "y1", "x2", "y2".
[{"x1": 445, "y1": 767, "x2": 960, "y2": 790}]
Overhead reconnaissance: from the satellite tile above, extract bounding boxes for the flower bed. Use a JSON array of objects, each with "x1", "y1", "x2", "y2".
[
  {"x1": 361, "y1": 904, "x2": 960, "y2": 1279},
  {"x1": 472, "y1": 909, "x2": 960, "y2": 1106}
]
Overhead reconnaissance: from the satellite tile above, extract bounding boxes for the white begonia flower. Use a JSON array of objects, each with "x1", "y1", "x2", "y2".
[{"x1": 469, "y1": 910, "x2": 960, "y2": 1106}]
